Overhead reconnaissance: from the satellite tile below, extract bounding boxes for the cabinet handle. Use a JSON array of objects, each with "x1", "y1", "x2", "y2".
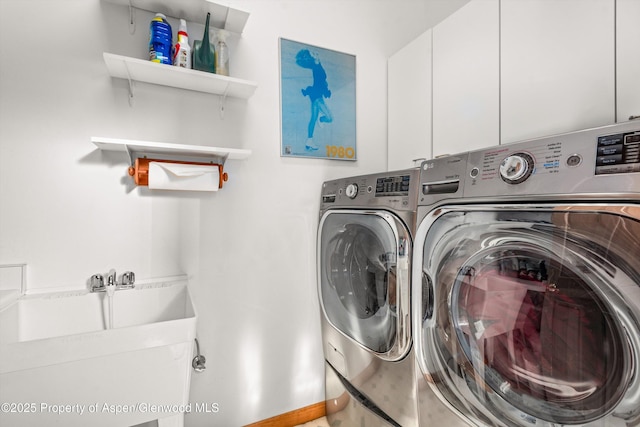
[{"x1": 629, "y1": 115, "x2": 640, "y2": 121}]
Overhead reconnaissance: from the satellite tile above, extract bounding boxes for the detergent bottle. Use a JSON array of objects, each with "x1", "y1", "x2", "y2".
[{"x1": 149, "y1": 13, "x2": 172, "y2": 65}]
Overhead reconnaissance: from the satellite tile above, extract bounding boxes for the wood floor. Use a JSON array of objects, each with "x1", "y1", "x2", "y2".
[
  {"x1": 294, "y1": 416, "x2": 330, "y2": 427},
  {"x1": 244, "y1": 402, "x2": 326, "y2": 427}
]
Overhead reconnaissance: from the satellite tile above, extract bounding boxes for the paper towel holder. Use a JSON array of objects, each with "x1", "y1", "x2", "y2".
[{"x1": 128, "y1": 158, "x2": 228, "y2": 189}]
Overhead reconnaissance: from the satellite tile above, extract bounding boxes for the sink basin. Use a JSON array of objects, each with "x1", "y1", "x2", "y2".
[{"x1": 0, "y1": 276, "x2": 197, "y2": 427}]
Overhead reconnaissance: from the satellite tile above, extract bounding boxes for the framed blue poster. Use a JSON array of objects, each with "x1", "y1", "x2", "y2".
[{"x1": 279, "y1": 38, "x2": 356, "y2": 160}]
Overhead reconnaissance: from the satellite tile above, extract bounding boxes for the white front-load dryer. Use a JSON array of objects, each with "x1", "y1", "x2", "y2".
[{"x1": 413, "y1": 122, "x2": 640, "y2": 426}]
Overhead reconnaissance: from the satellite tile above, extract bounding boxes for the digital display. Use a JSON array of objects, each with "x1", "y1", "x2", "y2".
[
  {"x1": 375, "y1": 175, "x2": 411, "y2": 196},
  {"x1": 595, "y1": 131, "x2": 640, "y2": 175}
]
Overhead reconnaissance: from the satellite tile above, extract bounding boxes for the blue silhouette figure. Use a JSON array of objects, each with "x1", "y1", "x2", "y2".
[{"x1": 296, "y1": 49, "x2": 333, "y2": 151}]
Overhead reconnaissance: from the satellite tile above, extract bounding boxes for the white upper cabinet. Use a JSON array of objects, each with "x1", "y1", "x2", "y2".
[
  {"x1": 432, "y1": 0, "x2": 499, "y2": 158},
  {"x1": 501, "y1": 0, "x2": 615, "y2": 144},
  {"x1": 388, "y1": 30, "x2": 433, "y2": 170},
  {"x1": 387, "y1": 0, "x2": 631, "y2": 159},
  {"x1": 616, "y1": 0, "x2": 640, "y2": 122}
]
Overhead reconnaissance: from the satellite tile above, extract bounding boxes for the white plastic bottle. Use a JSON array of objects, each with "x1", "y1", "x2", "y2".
[
  {"x1": 173, "y1": 19, "x2": 192, "y2": 68},
  {"x1": 215, "y1": 31, "x2": 229, "y2": 76}
]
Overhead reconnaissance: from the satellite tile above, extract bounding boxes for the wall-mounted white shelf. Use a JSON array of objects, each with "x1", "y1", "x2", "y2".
[
  {"x1": 102, "y1": 0, "x2": 250, "y2": 34},
  {"x1": 92, "y1": 137, "x2": 249, "y2": 191},
  {"x1": 103, "y1": 53, "x2": 258, "y2": 99},
  {"x1": 92, "y1": 136, "x2": 251, "y2": 163}
]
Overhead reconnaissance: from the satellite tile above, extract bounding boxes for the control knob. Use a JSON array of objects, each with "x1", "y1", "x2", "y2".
[
  {"x1": 345, "y1": 183, "x2": 359, "y2": 199},
  {"x1": 499, "y1": 152, "x2": 535, "y2": 184}
]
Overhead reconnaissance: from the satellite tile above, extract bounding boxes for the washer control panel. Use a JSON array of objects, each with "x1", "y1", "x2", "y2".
[
  {"x1": 595, "y1": 130, "x2": 640, "y2": 175},
  {"x1": 418, "y1": 122, "x2": 640, "y2": 203},
  {"x1": 499, "y1": 152, "x2": 535, "y2": 184}
]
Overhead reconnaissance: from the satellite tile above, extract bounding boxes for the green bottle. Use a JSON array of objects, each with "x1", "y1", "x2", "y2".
[{"x1": 192, "y1": 12, "x2": 216, "y2": 73}]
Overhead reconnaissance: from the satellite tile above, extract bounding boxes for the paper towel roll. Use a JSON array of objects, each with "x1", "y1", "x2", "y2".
[{"x1": 148, "y1": 162, "x2": 220, "y2": 191}]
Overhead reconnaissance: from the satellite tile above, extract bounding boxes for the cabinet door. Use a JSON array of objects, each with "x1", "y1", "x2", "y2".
[
  {"x1": 432, "y1": 0, "x2": 500, "y2": 158},
  {"x1": 388, "y1": 30, "x2": 432, "y2": 170},
  {"x1": 501, "y1": 0, "x2": 615, "y2": 144},
  {"x1": 617, "y1": 0, "x2": 640, "y2": 122}
]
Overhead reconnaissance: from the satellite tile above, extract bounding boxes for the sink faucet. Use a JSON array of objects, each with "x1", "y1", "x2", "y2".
[
  {"x1": 107, "y1": 269, "x2": 117, "y2": 287},
  {"x1": 89, "y1": 270, "x2": 135, "y2": 292}
]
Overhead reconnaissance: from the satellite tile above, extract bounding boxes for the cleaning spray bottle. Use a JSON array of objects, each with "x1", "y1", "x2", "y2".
[
  {"x1": 173, "y1": 19, "x2": 191, "y2": 68},
  {"x1": 215, "y1": 30, "x2": 229, "y2": 76},
  {"x1": 192, "y1": 12, "x2": 215, "y2": 73}
]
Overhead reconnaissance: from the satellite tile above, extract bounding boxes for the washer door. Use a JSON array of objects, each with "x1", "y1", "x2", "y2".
[
  {"x1": 416, "y1": 205, "x2": 640, "y2": 426},
  {"x1": 319, "y1": 210, "x2": 411, "y2": 360}
]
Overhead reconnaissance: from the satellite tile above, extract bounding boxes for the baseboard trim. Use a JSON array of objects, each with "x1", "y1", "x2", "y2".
[{"x1": 244, "y1": 401, "x2": 326, "y2": 427}]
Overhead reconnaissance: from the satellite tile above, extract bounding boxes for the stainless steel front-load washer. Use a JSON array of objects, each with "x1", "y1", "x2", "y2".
[
  {"x1": 318, "y1": 169, "x2": 420, "y2": 427},
  {"x1": 412, "y1": 121, "x2": 640, "y2": 426}
]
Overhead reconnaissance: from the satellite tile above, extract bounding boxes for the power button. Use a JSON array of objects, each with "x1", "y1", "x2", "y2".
[{"x1": 566, "y1": 154, "x2": 582, "y2": 167}]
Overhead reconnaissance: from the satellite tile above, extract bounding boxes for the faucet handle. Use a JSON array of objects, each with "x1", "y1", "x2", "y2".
[
  {"x1": 90, "y1": 274, "x2": 104, "y2": 291},
  {"x1": 121, "y1": 271, "x2": 135, "y2": 288}
]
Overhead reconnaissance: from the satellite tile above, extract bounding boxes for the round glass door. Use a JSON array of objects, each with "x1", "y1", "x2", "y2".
[
  {"x1": 418, "y1": 206, "x2": 640, "y2": 426},
  {"x1": 319, "y1": 211, "x2": 411, "y2": 359}
]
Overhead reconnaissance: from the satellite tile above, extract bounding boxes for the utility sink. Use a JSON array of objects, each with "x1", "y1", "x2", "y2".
[{"x1": 0, "y1": 276, "x2": 197, "y2": 427}]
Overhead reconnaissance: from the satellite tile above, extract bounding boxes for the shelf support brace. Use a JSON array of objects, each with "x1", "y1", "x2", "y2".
[
  {"x1": 219, "y1": 152, "x2": 230, "y2": 166},
  {"x1": 124, "y1": 144, "x2": 134, "y2": 166},
  {"x1": 219, "y1": 84, "x2": 230, "y2": 119},
  {"x1": 123, "y1": 61, "x2": 135, "y2": 106},
  {"x1": 128, "y1": 0, "x2": 136, "y2": 34}
]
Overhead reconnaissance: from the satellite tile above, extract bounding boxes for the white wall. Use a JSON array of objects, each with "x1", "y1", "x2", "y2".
[
  {"x1": 187, "y1": 2, "x2": 393, "y2": 425},
  {"x1": 0, "y1": 0, "x2": 424, "y2": 425}
]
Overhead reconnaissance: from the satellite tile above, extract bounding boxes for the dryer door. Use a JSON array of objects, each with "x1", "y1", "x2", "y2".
[
  {"x1": 319, "y1": 210, "x2": 411, "y2": 361},
  {"x1": 415, "y1": 204, "x2": 640, "y2": 426}
]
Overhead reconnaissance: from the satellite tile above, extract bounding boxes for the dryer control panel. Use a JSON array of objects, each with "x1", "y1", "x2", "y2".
[
  {"x1": 320, "y1": 168, "x2": 419, "y2": 212},
  {"x1": 375, "y1": 174, "x2": 412, "y2": 196}
]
